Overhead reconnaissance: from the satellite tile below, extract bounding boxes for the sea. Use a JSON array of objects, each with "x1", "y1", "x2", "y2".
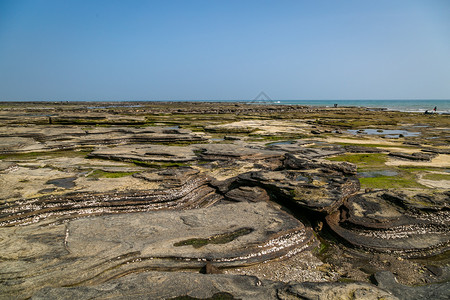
[{"x1": 196, "y1": 99, "x2": 450, "y2": 114}]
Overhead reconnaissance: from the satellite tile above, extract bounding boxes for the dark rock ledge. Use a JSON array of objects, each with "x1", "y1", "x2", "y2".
[
  {"x1": 230, "y1": 153, "x2": 360, "y2": 214},
  {"x1": 388, "y1": 151, "x2": 438, "y2": 161},
  {"x1": 326, "y1": 190, "x2": 450, "y2": 257}
]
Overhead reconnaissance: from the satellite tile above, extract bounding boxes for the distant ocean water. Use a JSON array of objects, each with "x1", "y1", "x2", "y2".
[
  {"x1": 193, "y1": 99, "x2": 450, "y2": 114},
  {"x1": 278, "y1": 99, "x2": 450, "y2": 114}
]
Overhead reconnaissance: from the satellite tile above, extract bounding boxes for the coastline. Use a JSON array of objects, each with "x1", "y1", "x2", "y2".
[
  {"x1": 2, "y1": 99, "x2": 449, "y2": 114},
  {"x1": 0, "y1": 101, "x2": 449, "y2": 299}
]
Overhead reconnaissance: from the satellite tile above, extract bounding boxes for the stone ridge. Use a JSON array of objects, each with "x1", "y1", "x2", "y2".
[
  {"x1": 0, "y1": 168, "x2": 220, "y2": 226},
  {"x1": 0, "y1": 202, "x2": 314, "y2": 298}
]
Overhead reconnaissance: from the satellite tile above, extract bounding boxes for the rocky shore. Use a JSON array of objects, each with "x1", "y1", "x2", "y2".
[{"x1": 0, "y1": 101, "x2": 449, "y2": 299}]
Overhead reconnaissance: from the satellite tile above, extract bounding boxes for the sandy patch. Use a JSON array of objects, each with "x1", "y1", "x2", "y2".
[
  {"x1": 74, "y1": 176, "x2": 160, "y2": 192},
  {"x1": 417, "y1": 171, "x2": 450, "y2": 188},
  {"x1": 418, "y1": 179, "x2": 450, "y2": 188},
  {"x1": 211, "y1": 119, "x2": 311, "y2": 135},
  {"x1": 377, "y1": 147, "x2": 419, "y2": 153}
]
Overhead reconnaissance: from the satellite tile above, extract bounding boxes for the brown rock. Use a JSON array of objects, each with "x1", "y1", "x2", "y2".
[{"x1": 200, "y1": 261, "x2": 223, "y2": 274}]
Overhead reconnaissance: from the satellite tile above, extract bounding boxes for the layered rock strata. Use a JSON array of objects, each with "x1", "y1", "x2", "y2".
[
  {"x1": 1, "y1": 102, "x2": 449, "y2": 298},
  {"x1": 31, "y1": 271, "x2": 399, "y2": 300},
  {"x1": 195, "y1": 144, "x2": 284, "y2": 162},
  {"x1": 227, "y1": 154, "x2": 360, "y2": 214},
  {"x1": 89, "y1": 144, "x2": 198, "y2": 163},
  {"x1": 0, "y1": 168, "x2": 220, "y2": 226},
  {"x1": 326, "y1": 190, "x2": 450, "y2": 257},
  {"x1": 0, "y1": 202, "x2": 314, "y2": 299},
  {"x1": 0, "y1": 126, "x2": 205, "y2": 153}
]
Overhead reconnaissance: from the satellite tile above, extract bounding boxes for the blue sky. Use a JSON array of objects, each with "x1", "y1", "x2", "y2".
[{"x1": 0, "y1": 0, "x2": 449, "y2": 100}]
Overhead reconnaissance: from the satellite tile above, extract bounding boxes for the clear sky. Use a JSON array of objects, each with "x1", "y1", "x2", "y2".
[{"x1": 0, "y1": 0, "x2": 449, "y2": 101}]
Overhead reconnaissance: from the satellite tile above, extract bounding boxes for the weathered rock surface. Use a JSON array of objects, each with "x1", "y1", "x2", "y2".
[
  {"x1": 0, "y1": 126, "x2": 205, "y2": 154},
  {"x1": 326, "y1": 190, "x2": 450, "y2": 257},
  {"x1": 0, "y1": 166, "x2": 82, "y2": 202},
  {"x1": 277, "y1": 281, "x2": 397, "y2": 300},
  {"x1": 421, "y1": 147, "x2": 450, "y2": 155},
  {"x1": 344, "y1": 145, "x2": 384, "y2": 153},
  {"x1": 1, "y1": 102, "x2": 449, "y2": 299},
  {"x1": 0, "y1": 202, "x2": 314, "y2": 299},
  {"x1": 226, "y1": 154, "x2": 360, "y2": 214},
  {"x1": 0, "y1": 161, "x2": 16, "y2": 172},
  {"x1": 224, "y1": 186, "x2": 270, "y2": 202},
  {"x1": 0, "y1": 136, "x2": 47, "y2": 152},
  {"x1": 389, "y1": 151, "x2": 438, "y2": 161},
  {"x1": 237, "y1": 170, "x2": 359, "y2": 214},
  {"x1": 89, "y1": 144, "x2": 198, "y2": 163},
  {"x1": 266, "y1": 142, "x2": 345, "y2": 159},
  {"x1": 195, "y1": 143, "x2": 284, "y2": 161},
  {"x1": 0, "y1": 167, "x2": 220, "y2": 226},
  {"x1": 284, "y1": 153, "x2": 357, "y2": 175},
  {"x1": 374, "y1": 271, "x2": 450, "y2": 300},
  {"x1": 290, "y1": 146, "x2": 346, "y2": 159},
  {"x1": 30, "y1": 271, "x2": 400, "y2": 300}
]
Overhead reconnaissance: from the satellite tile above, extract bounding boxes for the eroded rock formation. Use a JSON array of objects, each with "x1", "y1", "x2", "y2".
[
  {"x1": 0, "y1": 202, "x2": 314, "y2": 298},
  {"x1": 1, "y1": 102, "x2": 449, "y2": 299},
  {"x1": 0, "y1": 167, "x2": 220, "y2": 226},
  {"x1": 326, "y1": 190, "x2": 450, "y2": 257},
  {"x1": 31, "y1": 271, "x2": 399, "y2": 300}
]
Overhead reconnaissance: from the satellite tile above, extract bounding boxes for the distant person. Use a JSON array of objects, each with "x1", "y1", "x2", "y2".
[
  {"x1": 433, "y1": 106, "x2": 437, "y2": 112},
  {"x1": 334, "y1": 103, "x2": 338, "y2": 108}
]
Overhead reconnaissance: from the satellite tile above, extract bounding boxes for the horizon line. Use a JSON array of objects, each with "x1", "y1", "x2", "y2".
[{"x1": 1, "y1": 98, "x2": 449, "y2": 102}]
